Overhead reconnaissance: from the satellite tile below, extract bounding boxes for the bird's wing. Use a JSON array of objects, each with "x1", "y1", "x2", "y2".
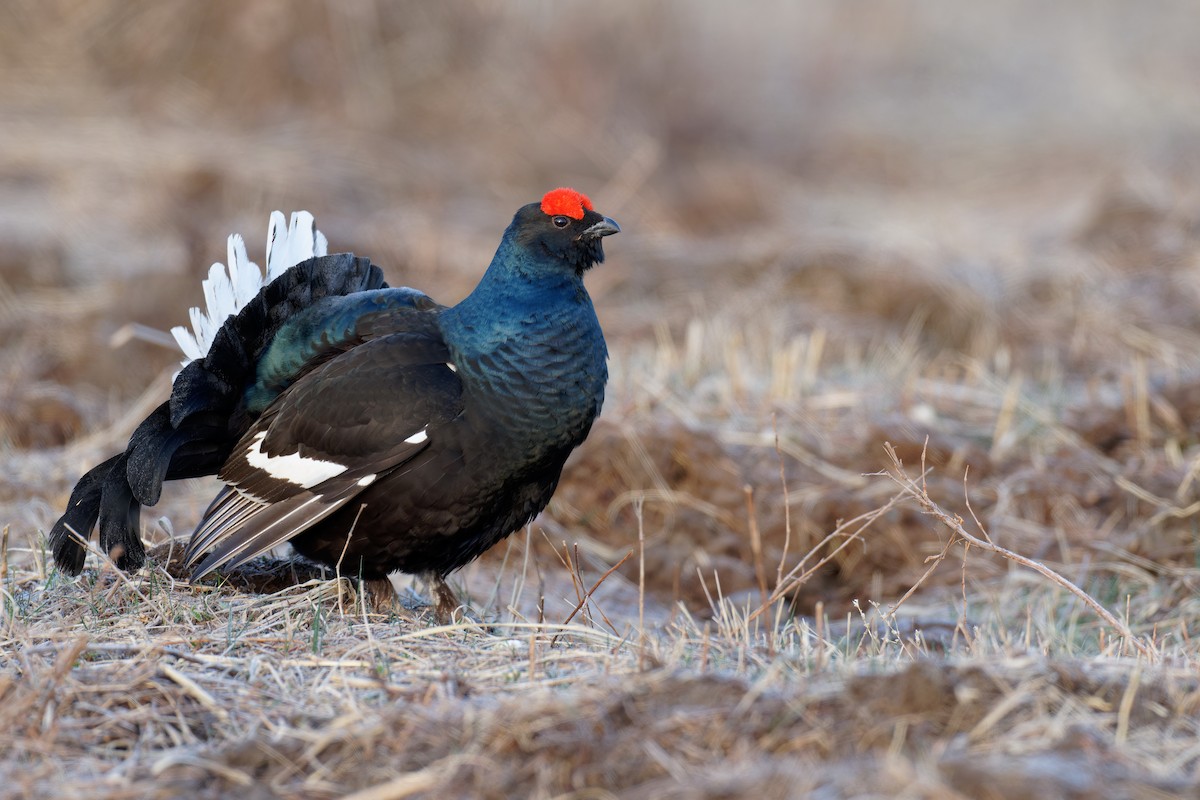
[
  {"x1": 245, "y1": 287, "x2": 442, "y2": 415},
  {"x1": 184, "y1": 330, "x2": 463, "y2": 578}
]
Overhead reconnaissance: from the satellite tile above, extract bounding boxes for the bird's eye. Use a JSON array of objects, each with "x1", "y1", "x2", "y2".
[{"x1": 552, "y1": 216, "x2": 570, "y2": 228}]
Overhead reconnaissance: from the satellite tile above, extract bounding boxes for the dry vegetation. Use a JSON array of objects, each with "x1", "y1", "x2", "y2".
[{"x1": 4, "y1": 1, "x2": 1200, "y2": 797}]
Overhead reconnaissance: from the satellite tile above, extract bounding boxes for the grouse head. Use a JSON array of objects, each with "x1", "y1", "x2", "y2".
[{"x1": 509, "y1": 188, "x2": 620, "y2": 276}]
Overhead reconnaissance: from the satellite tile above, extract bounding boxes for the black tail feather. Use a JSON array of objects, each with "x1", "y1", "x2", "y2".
[
  {"x1": 98, "y1": 453, "x2": 145, "y2": 572},
  {"x1": 125, "y1": 402, "x2": 176, "y2": 506},
  {"x1": 51, "y1": 452, "x2": 147, "y2": 576},
  {"x1": 49, "y1": 453, "x2": 122, "y2": 575},
  {"x1": 162, "y1": 434, "x2": 235, "y2": 480}
]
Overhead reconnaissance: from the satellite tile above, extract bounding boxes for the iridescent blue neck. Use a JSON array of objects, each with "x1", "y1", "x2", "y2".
[
  {"x1": 440, "y1": 229, "x2": 589, "y2": 356},
  {"x1": 438, "y1": 230, "x2": 608, "y2": 450}
]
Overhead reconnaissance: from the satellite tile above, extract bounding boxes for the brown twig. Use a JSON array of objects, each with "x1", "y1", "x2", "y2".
[
  {"x1": 773, "y1": 416, "x2": 793, "y2": 591},
  {"x1": 882, "y1": 442, "x2": 1153, "y2": 659},
  {"x1": 744, "y1": 485, "x2": 768, "y2": 607},
  {"x1": 575, "y1": 543, "x2": 623, "y2": 637},
  {"x1": 747, "y1": 486, "x2": 909, "y2": 623},
  {"x1": 552, "y1": 550, "x2": 634, "y2": 645},
  {"x1": 884, "y1": 534, "x2": 956, "y2": 619},
  {"x1": 334, "y1": 504, "x2": 367, "y2": 615}
]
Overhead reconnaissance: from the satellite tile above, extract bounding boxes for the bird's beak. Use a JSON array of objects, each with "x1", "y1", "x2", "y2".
[{"x1": 581, "y1": 217, "x2": 620, "y2": 239}]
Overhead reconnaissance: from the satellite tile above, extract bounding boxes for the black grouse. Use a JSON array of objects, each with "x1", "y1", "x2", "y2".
[{"x1": 50, "y1": 189, "x2": 619, "y2": 617}]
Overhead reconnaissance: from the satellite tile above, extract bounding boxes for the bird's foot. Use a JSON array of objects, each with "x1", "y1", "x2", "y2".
[
  {"x1": 428, "y1": 573, "x2": 461, "y2": 625},
  {"x1": 361, "y1": 577, "x2": 404, "y2": 615},
  {"x1": 418, "y1": 571, "x2": 486, "y2": 626}
]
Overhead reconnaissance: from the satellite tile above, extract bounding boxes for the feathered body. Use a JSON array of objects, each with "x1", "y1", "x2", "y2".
[{"x1": 50, "y1": 190, "x2": 618, "y2": 595}]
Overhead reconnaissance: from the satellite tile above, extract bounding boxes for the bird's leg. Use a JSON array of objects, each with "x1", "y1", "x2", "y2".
[
  {"x1": 422, "y1": 571, "x2": 463, "y2": 625},
  {"x1": 363, "y1": 576, "x2": 401, "y2": 614}
]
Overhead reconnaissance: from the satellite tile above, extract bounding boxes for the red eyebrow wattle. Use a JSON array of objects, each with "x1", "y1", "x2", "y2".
[{"x1": 540, "y1": 187, "x2": 593, "y2": 220}]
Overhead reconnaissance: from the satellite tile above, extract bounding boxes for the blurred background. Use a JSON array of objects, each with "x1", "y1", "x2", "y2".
[{"x1": 5, "y1": 0, "x2": 1200, "y2": 619}]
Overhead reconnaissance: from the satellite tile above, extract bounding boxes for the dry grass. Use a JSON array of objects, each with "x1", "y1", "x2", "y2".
[
  {"x1": 5, "y1": 1, "x2": 1200, "y2": 797},
  {"x1": 4, "y1": 532, "x2": 1200, "y2": 799}
]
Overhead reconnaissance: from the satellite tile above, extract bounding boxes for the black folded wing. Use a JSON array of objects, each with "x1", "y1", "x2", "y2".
[{"x1": 185, "y1": 329, "x2": 463, "y2": 578}]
